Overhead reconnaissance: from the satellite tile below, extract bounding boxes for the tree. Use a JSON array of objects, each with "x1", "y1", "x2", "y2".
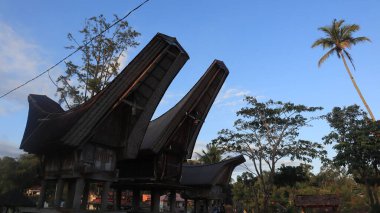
[
  {"x1": 213, "y1": 96, "x2": 326, "y2": 212},
  {"x1": 195, "y1": 143, "x2": 223, "y2": 164},
  {"x1": 0, "y1": 154, "x2": 40, "y2": 195},
  {"x1": 312, "y1": 19, "x2": 375, "y2": 121},
  {"x1": 233, "y1": 172, "x2": 260, "y2": 213},
  {"x1": 273, "y1": 164, "x2": 309, "y2": 188},
  {"x1": 323, "y1": 105, "x2": 380, "y2": 211},
  {"x1": 56, "y1": 14, "x2": 140, "y2": 108}
]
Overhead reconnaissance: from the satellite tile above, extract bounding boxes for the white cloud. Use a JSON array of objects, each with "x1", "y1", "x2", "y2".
[
  {"x1": 215, "y1": 88, "x2": 251, "y2": 108},
  {"x1": 116, "y1": 51, "x2": 129, "y2": 72},
  {"x1": 0, "y1": 140, "x2": 25, "y2": 157},
  {"x1": 191, "y1": 140, "x2": 208, "y2": 159},
  {"x1": 0, "y1": 21, "x2": 56, "y2": 116}
]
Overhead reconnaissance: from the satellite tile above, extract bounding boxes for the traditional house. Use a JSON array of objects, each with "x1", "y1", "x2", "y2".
[
  {"x1": 20, "y1": 33, "x2": 188, "y2": 211},
  {"x1": 19, "y1": 33, "x2": 234, "y2": 213}
]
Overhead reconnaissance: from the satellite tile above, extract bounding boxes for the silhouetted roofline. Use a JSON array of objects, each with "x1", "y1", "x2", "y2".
[
  {"x1": 140, "y1": 60, "x2": 229, "y2": 158},
  {"x1": 181, "y1": 155, "x2": 245, "y2": 186}
]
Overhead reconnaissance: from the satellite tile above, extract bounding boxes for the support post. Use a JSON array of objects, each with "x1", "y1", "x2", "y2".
[
  {"x1": 132, "y1": 189, "x2": 140, "y2": 211},
  {"x1": 151, "y1": 189, "x2": 160, "y2": 213},
  {"x1": 72, "y1": 178, "x2": 85, "y2": 210},
  {"x1": 81, "y1": 181, "x2": 90, "y2": 210},
  {"x1": 54, "y1": 179, "x2": 64, "y2": 207},
  {"x1": 101, "y1": 181, "x2": 111, "y2": 211},
  {"x1": 115, "y1": 189, "x2": 122, "y2": 210},
  {"x1": 37, "y1": 180, "x2": 47, "y2": 208},
  {"x1": 169, "y1": 190, "x2": 176, "y2": 213},
  {"x1": 184, "y1": 198, "x2": 188, "y2": 213},
  {"x1": 194, "y1": 199, "x2": 199, "y2": 213}
]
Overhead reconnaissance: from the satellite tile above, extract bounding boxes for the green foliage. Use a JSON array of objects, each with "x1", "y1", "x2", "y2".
[
  {"x1": 311, "y1": 19, "x2": 370, "y2": 68},
  {"x1": 56, "y1": 14, "x2": 140, "y2": 108},
  {"x1": 233, "y1": 172, "x2": 260, "y2": 213},
  {"x1": 323, "y1": 105, "x2": 380, "y2": 210},
  {"x1": 213, "y1": 96, "x2": 325, "y2": 212},
  {"x1": 273, "y1": 164, "x2": 309, "y2": 188},
  {"x1": 0, "y1": 154, "x2": 40, "y2": 195},
  {"x1": 232, "y1": 162, "x2": 372, "y2": 212},
  {"x1": 195, "y1": 143, "x2": 223, "y2": 164}
]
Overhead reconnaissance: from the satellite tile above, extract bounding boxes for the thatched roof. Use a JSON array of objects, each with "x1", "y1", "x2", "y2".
[{"x1": 181, "y1": 155, "x2": 245, "y2": 186}]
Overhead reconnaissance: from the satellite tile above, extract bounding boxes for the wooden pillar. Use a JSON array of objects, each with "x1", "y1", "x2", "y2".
[
  {"x1": 132, "y1": 189, "x2": 140, "y2": 211},
  {"x1": 115, "y1": 189, "x2": 122, "y2": 210},
  {"x1": 194, "y1": 199, "x2": 199, "y2": 213},
  {"x1": 37, "y1": 180, "x2": 47, "y2": 208},
  {"x1": 72, "y1": 178, "x2": 85, "y2": 210},
  {"x1": 169, "y1": 190, "x2": 176, "y2": 213},
  {"x1": 184, "y1": 198, "x2": 188, "y2": 213},
  {"x1": 81, "y1": 181, "x2": 90, "y2": 210},
  {"x1": 205, "y1": 199, "x2": 209, "y2": 213},
  {"x1": 101, "y1": 181, "x2": 111, "y2": 210},
  {"x1": 54, "y1": 179, "x2": 64, "y2": 207},
  {"x1": 151, "y1": 189, "x2": 160, "y2": 213}
]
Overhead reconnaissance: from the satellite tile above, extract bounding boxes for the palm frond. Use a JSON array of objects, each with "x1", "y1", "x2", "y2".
[
  {"x1": 334, "y1": 19, "x2": 345, "y2": 29},
  {"x1": 341, "y1": 24, "x2": 359, "y2": 37},
  {"x1": 318, "y1": 48, "x2": 335, "y2": 67},
  {"x1": 335, "y1": 49, "x2": 341, "y2": 58},
  {"x1": 318, "y1": 26, "x2": 333, "y2": 37},
  {"x1": 343, "y1": 50, "x2": 356, "y2": 70},
  {"x1": 311, "y1": 38, "x2": 334, "y2": 49},
  {"x1": 351, "y1": 36, "x2": 371, "y2": 45}
]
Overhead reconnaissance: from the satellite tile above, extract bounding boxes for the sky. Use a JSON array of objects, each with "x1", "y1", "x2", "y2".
[{"x1": 1, "y1": 0, "x2": 380, "y2": 176}]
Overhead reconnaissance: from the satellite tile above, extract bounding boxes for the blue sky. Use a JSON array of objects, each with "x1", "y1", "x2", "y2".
[{"x1": 1, "y1": 0, "x2": 380, "y2": 174}]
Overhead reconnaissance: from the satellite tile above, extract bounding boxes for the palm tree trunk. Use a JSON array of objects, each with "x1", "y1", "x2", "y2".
[{"x1": 340, "y1": 53, "x2": 376, "y2": 122}]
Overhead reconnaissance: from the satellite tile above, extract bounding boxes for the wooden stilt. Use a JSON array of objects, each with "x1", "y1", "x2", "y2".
[
  {"x1": 151, "y1": 189, "x2": 160, "y2": 213},
  {"x1": 133, "y1": 189, "x2": 140, "y2": 211},
  {"x1": 101, "y1": 181, "x2": 111, "y2": 210},
  {"x1": 184, "y1": 198, "x2": 188, "y2": 213},
  {"x1": 72, "y1": 178, "x2": 85, "y2": 210},
  {"x1": 37, "y1": 180, "x2": 47, "y2": 208},
  {"x1": 54, "y1": 179, "x2": 64, "y2": 207},
  {"x1": 81, "y1": 181, "x2": 90, "y2": 210},
  {"x1": 115, "y1": 189, "x2": 122, "y2": 210},
  {"x1": 169, "y1": 190, "x2": 176, "y2": 213}
]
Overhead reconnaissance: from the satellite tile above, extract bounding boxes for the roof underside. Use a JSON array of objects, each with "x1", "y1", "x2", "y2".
[{"x1": 180, "y1": 155, "x2": 245, "y2": 186}]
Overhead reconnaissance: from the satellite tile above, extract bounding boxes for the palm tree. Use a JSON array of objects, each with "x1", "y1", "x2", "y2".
[
  {"x1": 195, "y1": 143, "x2": 223, "y2": 164},
  {"x1": 312, "y1": 19, "x2": 375, "y2": 121}
]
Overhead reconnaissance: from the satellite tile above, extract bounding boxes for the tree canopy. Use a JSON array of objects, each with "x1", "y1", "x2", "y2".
[
  {"x1": 273, "y1": 164, "x2": 309, "y2": 188},
  {"x1": 195, "y1": 143, "x2": 223, "y2": 164},
  {"x1": 323, "y1": 105, "x2": 380, "y2": 210},
  {"x1": 56, "y1": 14, "x2": 140, "y2": 108},
  {"x1": 0, "y1": 154, "x2": 40, "y2": 195},
  {"x1": 213, "y1": 96, "x2": 326, "y2": 212}
]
